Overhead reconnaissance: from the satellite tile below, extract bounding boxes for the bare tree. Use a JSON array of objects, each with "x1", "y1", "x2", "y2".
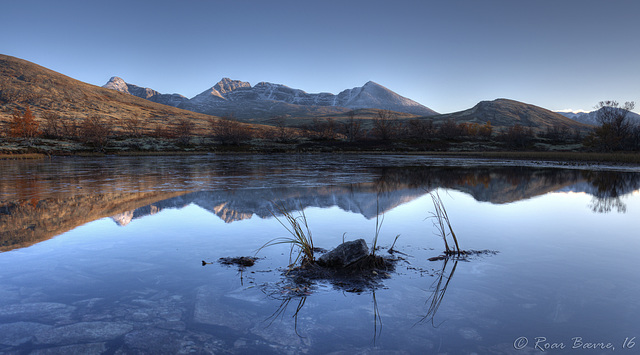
[
  {"x1": 272, "y1": 115, "x2": 290, "y2": 141},
  {"x1": 596, "y1": 100, "x2": 635, "y2": 127},
  {"x1": 588, "y1": 100, "x2": 636, "y2": 151},
  {"x1": 60, "y1": 118, "x2": 79, "y2": 139},
  {"x1": 498, "y1": 124, "x2": 534, "y2": 149},
  {"x1": 310, "y1": 117, "x2": 337, "y2": 140},
  {"x1": 211, "y1": 114, "x2": 252, "y2": 145},
  {"x1": 405, "y1": 118, "x2": 435, "y2": 140},
  {"x1": 172, "y1": 118, "x2": 194, "y2": 146},
  {"x1": 438, "y1": 118, "x2": 462, "y2": 140},
  {"x1": 342, "y1": 110, "x2": 363, "y2": 142},
  {"x1": 80, "y1": 116, "x2": 112, "y2": 151},
  {"x1": 123, "y1": 115, "x2": 144, "y2": 138},
  {"x1": 41, "y1": 111, "x2": 62, "y2": 138},
  {"x1": 372, "y1": 109, "x2": 398, "y2": 141}
]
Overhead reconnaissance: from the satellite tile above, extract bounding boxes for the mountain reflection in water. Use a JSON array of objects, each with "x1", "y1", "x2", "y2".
[{"x1": 1, "y1": 157, "x2": 640, "y2": 252}]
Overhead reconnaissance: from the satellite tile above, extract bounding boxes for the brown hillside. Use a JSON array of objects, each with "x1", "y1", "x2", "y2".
[
  {"x1": 430, "y1": 98, "x2": 594, "y2": 132},
  {"x1": 0, "y1": 54, "x2": 259, "y2": 134}
]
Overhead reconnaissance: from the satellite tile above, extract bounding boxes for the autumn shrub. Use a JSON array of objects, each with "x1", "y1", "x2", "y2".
[{"x1": 79, "y1": 116, "x2": 112, "y2": 151}]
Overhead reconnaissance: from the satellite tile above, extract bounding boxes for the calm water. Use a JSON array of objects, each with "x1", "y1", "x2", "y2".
[{"x1": 0, "y1": 154, "x2": 639, "y2": 354}]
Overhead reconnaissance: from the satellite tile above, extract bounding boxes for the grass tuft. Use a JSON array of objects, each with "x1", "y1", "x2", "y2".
[
  {"x1": 429, "y1": 190, "x2": 461, "y2": 255},
  {"x1": 257, "y1": 202, "x2": 315, "y2": 267}
]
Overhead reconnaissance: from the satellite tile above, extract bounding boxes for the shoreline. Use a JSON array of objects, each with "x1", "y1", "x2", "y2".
[{"x1": 2, "y1": 150, "x2": 639, "y2": 167}]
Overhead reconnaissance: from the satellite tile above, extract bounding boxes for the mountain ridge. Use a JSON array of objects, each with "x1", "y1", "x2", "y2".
[
  {"x1": 103, "y1": 76, "x2": 189, "y2": 107},
  {"x1": 557, "y1": 108, "x2": 640, "y2": 126},
  {"x1": 103, "y1": 76, "x2": 439, "y2": 118}
]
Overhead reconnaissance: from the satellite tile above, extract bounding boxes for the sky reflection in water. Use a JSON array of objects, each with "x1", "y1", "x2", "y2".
[{"x1": 0, "y1": 155, "x2": 638, "y2": 354}]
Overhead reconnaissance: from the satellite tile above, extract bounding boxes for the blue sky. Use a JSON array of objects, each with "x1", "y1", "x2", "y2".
[{"x1": 2, "y1": 0, "x2": 639, "y2": 113}]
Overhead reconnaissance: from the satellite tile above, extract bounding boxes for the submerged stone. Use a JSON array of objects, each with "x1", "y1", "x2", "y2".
[{"x1": 317, "y1": 239, "x2": 369, "y2": 268}]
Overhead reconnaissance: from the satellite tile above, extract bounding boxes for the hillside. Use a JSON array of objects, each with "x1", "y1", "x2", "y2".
[
  {"x1": 432, "y1": 99, "x2": 594, "y2": 132},
  {"x1": 0, "y1": 54, "x2": 247, "y2": 134}
]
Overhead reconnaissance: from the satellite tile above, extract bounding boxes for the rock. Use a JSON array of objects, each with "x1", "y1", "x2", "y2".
[
  {"x1": 218, "y1": 256, "x2": 257, "y2": 268},
  {"x1": 317, "y1": 239, "x2": 369, "y2": 268},
  {"x1": 34, "y1": 321, "x2": 133, "y2": 345}
]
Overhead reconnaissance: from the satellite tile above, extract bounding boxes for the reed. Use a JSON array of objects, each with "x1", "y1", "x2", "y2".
[
  {"x1": 429, "y1": 190, "x2": 461, "y2": 255},
  {"x1": 258, "y1": 202, "x2": 315, "y2": 267},
  {"x1": 371, "y1": 199, "x2": 384, "y2": 257}
]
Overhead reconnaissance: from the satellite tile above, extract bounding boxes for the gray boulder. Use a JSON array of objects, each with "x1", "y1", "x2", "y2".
[{"x1": 317, "y1": 239, "x2": 369, "y2": 268}]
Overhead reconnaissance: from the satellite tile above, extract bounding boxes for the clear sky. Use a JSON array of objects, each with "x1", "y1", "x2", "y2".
[{"x1": 2, "y1": 0, "x2": 639, "y2": 114}]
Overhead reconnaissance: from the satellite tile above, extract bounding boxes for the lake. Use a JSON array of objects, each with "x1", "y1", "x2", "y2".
[{"x1": 1, "y1": 154, "x2": 639, "y2": 354}]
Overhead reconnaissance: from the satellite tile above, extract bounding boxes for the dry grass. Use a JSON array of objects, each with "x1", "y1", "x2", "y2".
[
  {"x1": 429, "y1": 190, "x2": 461, "y2": 255},
  {"x1": 0, "y1": 153, "x2": 46, "y2": 160}
]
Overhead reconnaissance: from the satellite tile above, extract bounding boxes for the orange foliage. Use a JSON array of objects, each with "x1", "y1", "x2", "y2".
[{"x1": 8, "y1": 106, "x2": 40, "y2": 138}]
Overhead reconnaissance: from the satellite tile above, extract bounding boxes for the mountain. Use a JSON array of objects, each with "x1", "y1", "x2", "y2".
[
  {"x1": 103, "y1": 76, "x2": 189, "y2": 107},
  {"x1": 103, "y1": 77, "x2": 439, "y2": 118},
  {"x1": 0, "y1": 54, "x2": 221, "y2": 132},
  {"x1": 557, "y1": 109, "x2": 640, "y2": 126},
  {"x1": 432, "y1": 98, "x2": 594, "y2": 132}
]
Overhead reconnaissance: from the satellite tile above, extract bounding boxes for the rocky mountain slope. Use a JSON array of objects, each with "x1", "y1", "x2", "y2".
[{"x1": 103, "y1": 77, "x2": 438, "y2": 118}]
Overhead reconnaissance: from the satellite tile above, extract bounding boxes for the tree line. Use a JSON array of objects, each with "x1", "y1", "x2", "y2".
[{"x1": 3, "y1": 101, "x2": 639, "y2": 152}]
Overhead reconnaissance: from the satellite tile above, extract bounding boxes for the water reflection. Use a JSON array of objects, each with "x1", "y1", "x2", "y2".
[
  {"x1": 581, "y1": 170, "x2": 640, "y2": 213},
  {"x1": 2, "y1": 157, "x2": 640, "y2": 252},
  {"x1": 419, "y1": 256, "x2": 459, "y2": 327}
]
